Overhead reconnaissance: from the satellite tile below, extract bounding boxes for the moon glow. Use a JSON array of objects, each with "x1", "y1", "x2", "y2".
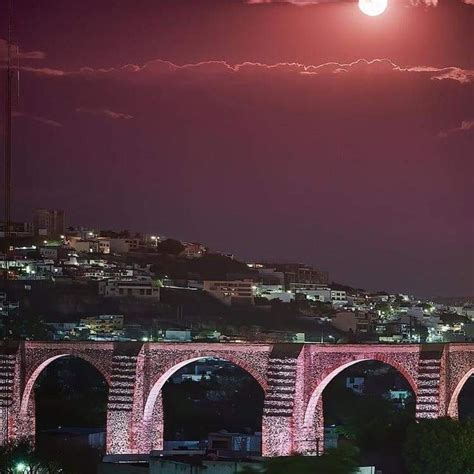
[{"x1": 359, "y1": 0, "x2": 388, "y2": 16}]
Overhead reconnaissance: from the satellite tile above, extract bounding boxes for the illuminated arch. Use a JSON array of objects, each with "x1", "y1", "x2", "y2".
[
  {"x1": 143, "y1": 356, "x2": 266, "y2": 422},
  {"x1": 303, "y1": 357, "x2": 418, "y2": 428},
  {"x1": 447, "y1": 367, "x2": 474, "y2": 418},
  {"x1": 20, "y1": 353, "x2": 110, "y2": 416}
]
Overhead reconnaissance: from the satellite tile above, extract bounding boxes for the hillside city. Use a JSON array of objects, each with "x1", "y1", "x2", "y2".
[{"x1": 1, "y1": 208, "x2": 473, "y2": 345}]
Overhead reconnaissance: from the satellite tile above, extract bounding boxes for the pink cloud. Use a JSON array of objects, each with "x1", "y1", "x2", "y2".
[
  {"x1": 76, "y1": 107, "x2": 133, "y2": 120},
  {"x1": 20, "y1": 58, "x2": 474, "y2": 85},
  {"x1": 438, "y1": 119, "x2": 474, "y2": 138},
  {"x1": 12, "y1": 111, "x2": 62, "y2": 127},
  {"x1": 0, "y1": 39, "x2": 45, "y2": 61},
  {"x1": 246, "y1": 0, "x2": 323, "y2": 4},
  {"x1": 246, "y1": 0, "x2": 473, "y2": 4}
]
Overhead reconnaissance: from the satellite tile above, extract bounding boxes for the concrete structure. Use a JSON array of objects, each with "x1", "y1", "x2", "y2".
[
  {"x1": 203, "y1": 279, "x2": 254, "y2": 305},
  {"x1": 80, "y1": 315, "x2": 125, "y2": 337},
  {"x1": 303, "y1": 287, "x2": 331, "y2": 302},
  {"x1": 1, "y1": 342, "x2": 473, "y2": 458},
  {"x1": 330, "y1": 311, "x2": 377, "y2": 336},
  {"x1": 182, "y1": 242, "x2": 207, "y2": 259},
  {"x1": 109, "y1": 238, "x2": 140, "y2": 253},
  {"x1": 346, "y1": 376, "x2": 365, "y2": 395},
  {"x1": 331, "y1": 290, "x2": 347, "y2": 305},
  {"x1": 69, "y1": 237, "x2": 111, "y2": 254},
  {"x1": 33, "y1": 208, "x2": 65, "y2": 237},
  {"x1": 263, "y1": 263, "x2": 329, "y2": 290},
  {"x1": 0, "y1": 221, "x2": 33, "y2": 238},
  {"x1": 163, "y1": 330, "x2": 192, "y2": 342},
  {"x1": 99, "y1": 279, "x2": 160, "y2": 299}
]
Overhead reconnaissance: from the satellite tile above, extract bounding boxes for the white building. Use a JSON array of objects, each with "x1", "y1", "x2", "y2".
[
  {"x1": 98, "y1": 278, "x2": 160, "y2": 299},
  {"x1": 69, "y1": 237, "x2": 110, "y2": 254},
  {"x1": 331, "y1": 290, "x2": 348, "y2": 306},
  {"x1": 39, "y1": 246, "x2": 59, "y2": 260},
  {"x1": 164, "y1": 329, "x2": 192, "y2": 342},
  {"x1": 69, "y1": 239, "x2": 98, "y2": 254},
  {"x1": 303, "y1": 287, "x2": 332, "y2": 303},
  {"x1": 460, "y1": 305, "x2": 474, "y2": 321},
  {"x1": 254, "y1": 284, "x2": 293, "y2": 302}
]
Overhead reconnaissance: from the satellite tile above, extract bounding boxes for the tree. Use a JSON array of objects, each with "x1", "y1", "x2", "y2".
[
  {"x1": 403, "y1": 418, "x2": 474, "y2": 474},
  {"x1": 240, "y1": 446, "x2": 359, "y2": 474},
  {"x1": 157, "y1": 239, "x2": 185, "y2": 255},
  {"x1": 6, "y1": 314, "x2": 51, "y2": 340},
  {"x1": 0, "y1": 439, "x2": 63, "y2": 473}
]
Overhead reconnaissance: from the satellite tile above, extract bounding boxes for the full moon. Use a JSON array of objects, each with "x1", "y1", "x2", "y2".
[{"x1": 359, "y1": 0, "x2": 388, "y2": 16}]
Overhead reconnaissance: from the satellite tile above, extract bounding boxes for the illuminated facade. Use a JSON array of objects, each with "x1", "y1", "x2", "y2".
[{"x1": 0, "y1": 342, "x2": 473, "y2": 457}]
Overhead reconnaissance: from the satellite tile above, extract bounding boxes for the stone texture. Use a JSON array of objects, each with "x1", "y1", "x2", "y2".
[{"x1": 1, "y1": 341, "x2": 472, "y2": 457}]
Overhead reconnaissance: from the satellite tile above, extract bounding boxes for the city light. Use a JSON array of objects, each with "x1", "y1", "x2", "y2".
[{"x1": 15, "y1": 462, "x2": 28, "y2": 473}]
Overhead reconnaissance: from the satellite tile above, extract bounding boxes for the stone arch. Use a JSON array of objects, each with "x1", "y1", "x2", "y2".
[
  {"x1": 447, "y1": 367, "x2": 474, "y2": 418},
  {"x1": 20, "y1": 353, "x2": 110, "y2": 416},
  {"x1": 302, "y1": 355, "x2": 418, "y2": 450},
  {"x1": 143, "y1": 355, "x2": 266, "y2": 422},
  {"x1": 138, "y1": 355, "x2": 266, "y2": 452}
]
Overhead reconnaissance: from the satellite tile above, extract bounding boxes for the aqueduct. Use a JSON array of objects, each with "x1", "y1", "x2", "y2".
[{"x1": 0, "y1": 341, "x2": 473, "y2": 456}]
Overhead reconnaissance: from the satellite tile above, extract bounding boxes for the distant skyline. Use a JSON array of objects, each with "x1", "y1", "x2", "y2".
[{"x1": 1, "y1": 0, "x2": 473, "y2": 297}]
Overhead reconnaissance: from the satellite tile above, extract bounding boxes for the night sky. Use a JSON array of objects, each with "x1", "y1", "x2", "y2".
[{"x1": 1, "y1": 0, "x2": 473, "y2": 297}]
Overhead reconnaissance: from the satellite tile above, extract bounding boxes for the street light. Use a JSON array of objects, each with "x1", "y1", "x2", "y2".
[{"x1": 15, "y1": 462, "x2": 28, "y2": 473}]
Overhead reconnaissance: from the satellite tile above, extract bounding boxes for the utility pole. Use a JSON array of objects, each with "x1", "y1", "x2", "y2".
[{"x1": 3, "y1": 0, "x2": 13, "y2": 338}]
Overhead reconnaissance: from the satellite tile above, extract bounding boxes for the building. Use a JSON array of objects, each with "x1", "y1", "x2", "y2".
[
  {"x1": 203, "y1": 279, "x2": 254, "y2": 305},
  {"x1": 95, "y1": 238, "x2": 111, "y2": 254},
  {"x1": 330, "y1": 311, "x2": 377, "y2": 335},
  {"x1": 331, "y1": 290, "x2": 348, "y2": 306},
  {"x1": 0, "y1": 221, "x2": 34, "y2": 238},
  {"x1": 460, "y1": 305, "x2": 474, "y2": 321},
  {"x1": 99, "y1": 279, "x2": 160, "y2": 299},
  {"x1": 48, "y1": 322, "x2": 79, "y2": 340},
  {"x1": 271, "y1": 263, "x2": 329, "y2": 290},
  {"x1": 109, "y1": 238, "x2": 140, "y2": 253},
  {"x1": 33, "y1": 209, "x2": 65, "y2": 237},
  {"x1": 207, "y1": 431, "x2": 262, "y2": 453},
  {"x1": 164, "y1": 329, "x2": 192, "y2": 342},
  {"x1": 80, "y1": 315, "x2": 124, "y2": 339},
  {"x1": 69, "y1": 237, "x2": 110, "y2": 254},
  {"x1": 39, "y1": 245, "x2": 59, "y2": 260},
  {"x1": 254, "y1": 283, "x2": 293, "y2": 302},
  {"x1": 346, "y1": 376, "x2": 365, "y2": 395},
  {"x1": 182, "y1": 242, "x2": 207, "y2": 258},
  {"x1": 302, "y1": 287, "x2": 332, "y2": 302},
  {"x1": 388, "y1": 389, "x2": 411, "y2": 406}
]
